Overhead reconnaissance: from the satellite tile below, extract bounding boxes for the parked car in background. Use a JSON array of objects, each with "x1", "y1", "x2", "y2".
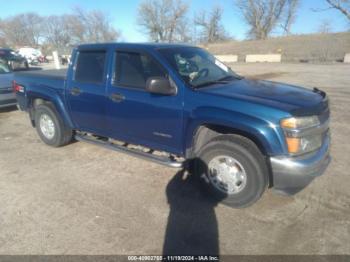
[
  {"x1": 18, "y1": 47, "x2": 42, "y2": 65},
  {"x1": 38, "y1": 55, "x2": 49, "y2": 63},
  {"x1": 0, "y1": 48, "x2": 29, "y2": 71},
  {"x1": 0, "y1": 59, "x2": 16, "y2": 108}
]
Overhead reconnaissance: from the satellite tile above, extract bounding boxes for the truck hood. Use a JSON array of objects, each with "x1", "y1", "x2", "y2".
[
  {"x1": 198, "y1": 79, "x2": 328, "y2": 116},
  {"x1": 0, "y1": 73, "x2": 13, "y2": 89}
]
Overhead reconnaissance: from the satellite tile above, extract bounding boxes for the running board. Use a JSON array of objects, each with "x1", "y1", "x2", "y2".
[{"x1": 75, "y1": 134, "x2": 184, "y2": 168}]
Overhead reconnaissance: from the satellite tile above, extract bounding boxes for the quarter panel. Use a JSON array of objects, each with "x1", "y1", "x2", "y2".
[{"x1": 15, "y1": 75, "x2": 74, "y2": 128}]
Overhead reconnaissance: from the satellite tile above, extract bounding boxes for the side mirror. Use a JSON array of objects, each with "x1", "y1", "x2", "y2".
[{"x1": 146, "y1": 77, "x2": 177, "y2": 96}]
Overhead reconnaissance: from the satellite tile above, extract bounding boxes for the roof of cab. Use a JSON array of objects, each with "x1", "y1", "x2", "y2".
[{"x1": 76, "y1": 42, "x2": 195, "y2": 50}]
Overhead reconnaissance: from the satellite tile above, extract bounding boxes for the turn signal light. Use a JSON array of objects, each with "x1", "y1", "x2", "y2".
[
  {"x1": 285, "y1": 137, "x2": 300, "y2": 154},
  {"x1": 281, "y1": 116, "x2": 320, "y2": 130},
  {"x1": 281, "y1": 118, "x2": 297, "y2": 129}
]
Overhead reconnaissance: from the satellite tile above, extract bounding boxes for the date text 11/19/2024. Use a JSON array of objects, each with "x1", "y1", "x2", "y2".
[{"x1": 127, "y1": 255, "x2": 219, "y2": 261}]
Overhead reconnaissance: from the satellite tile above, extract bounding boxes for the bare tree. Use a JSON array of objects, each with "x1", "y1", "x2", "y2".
[
  {"x1": 325, "y1": 0, "x2": 350, "y2": 21},
  {"x1": 0, "y1": 19, "x2": 6, "y2": 47},
  {"x1": 194, "y1": 6, "x2": 229, "y2": 43},
  {"x1": 43, "y1": 15, "x2": 73, "y2": 53},
  {"x1": 235, "y1": 0, "x2": 289, "y2": 39},
  {"x1": 0, "y1": 13, "x2": 44, "y2": 47},
  {"x1": 176, "y1": 20, "x2": 193, "y2": 43},
  {"x1": 137, "y1": 0, "x2": 189, "y2": 42},
  {"x1": 69, "y1": 7, "x2": 120, "y2": 43},
  {"x1": 315, "y1": 23, "x2": 334, "y2": 62},
  {"x1": 0, "y1": 35, "x2": 6, "y2": 47},
  {"x1": 280, "y1": 0, "x2": 299, "y2": 35},
  {"x1": 318, "y1": 19, "x2": 333, "y2": 33},
  {"x1": 0, "y1": 9, "x2": 120, "y2": 55}
]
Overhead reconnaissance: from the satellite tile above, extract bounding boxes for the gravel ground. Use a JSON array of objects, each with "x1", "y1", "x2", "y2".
[{"x1": 0, "y1": 63, "x2": 349, "y2": 255}]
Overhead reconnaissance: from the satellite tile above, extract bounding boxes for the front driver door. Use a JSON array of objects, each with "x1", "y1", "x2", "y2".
[{"x1": 105, "y1": 50, "x2": 184, "y2": 155}]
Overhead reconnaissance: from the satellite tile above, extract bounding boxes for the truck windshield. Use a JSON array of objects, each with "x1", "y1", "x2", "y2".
[{"x1": 158, "y1": 47, "x2": 242, "y2": 88}]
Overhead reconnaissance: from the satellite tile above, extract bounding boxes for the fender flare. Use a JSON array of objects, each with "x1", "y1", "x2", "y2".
[
  {"x1": 26, "y1": 85, "x2": 74, "y2": 128},
  {"x1": 184, "y1": 107, "x2": 287, "y2": 157}
]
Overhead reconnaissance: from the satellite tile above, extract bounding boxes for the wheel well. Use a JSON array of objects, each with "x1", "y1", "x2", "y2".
[
  {"x1": 29, "y1": 98, "x2": 52, "y2": 127},
  {"x1": 32, "y1": 98, "x2": 46, "y2": 108},
  {"x1": 190, "y1": 124, "x2": 273, "y2": 187},
  {"x1": 191, "y1": 124, "x2": 267, "y2": 156}
]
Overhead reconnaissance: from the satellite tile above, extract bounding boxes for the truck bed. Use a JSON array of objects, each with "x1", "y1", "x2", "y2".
[
  {"x1": 15, "y1": 69, "x2": 67, "y2": 81},
  {"x1": 14, "y1": 69, "x2": 67, "y2": 111}
]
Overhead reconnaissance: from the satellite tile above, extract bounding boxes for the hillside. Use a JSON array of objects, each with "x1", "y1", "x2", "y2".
[{"x1": 206, "y1": 32, "x2": 350, "y2": 63}]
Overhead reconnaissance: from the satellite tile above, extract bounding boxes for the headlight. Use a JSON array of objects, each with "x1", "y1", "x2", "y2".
[
  {"x1": 281, "y1": 116, "x2": 319, "y2": 129},
  {"x1": 281, "y1": 116, "x2": 322, "y2": 155},
  {"x1": 284, "y1": 134, "x2": 323, "y2": 154}
]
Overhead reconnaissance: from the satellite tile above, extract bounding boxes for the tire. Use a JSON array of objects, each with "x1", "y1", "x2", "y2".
[
  {"x1": 34, "y1": 103, "x2": 73, "y2": 147},
  {"x1": 194, "y1": 135, "x2": 268, "y2": 208}
]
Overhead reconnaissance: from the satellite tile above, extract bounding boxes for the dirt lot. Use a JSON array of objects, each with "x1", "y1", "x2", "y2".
[{"x1": 0, "y1": 63, "x2": 349, "y2": 255}]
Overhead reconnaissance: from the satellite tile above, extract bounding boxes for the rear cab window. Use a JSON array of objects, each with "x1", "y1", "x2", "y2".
[
  {"x1": 113, "y1": 51, "x2": 166, "y2": 89},
  {"x1": 74, "y1": 50, "x2": 107, "y2": 84}
]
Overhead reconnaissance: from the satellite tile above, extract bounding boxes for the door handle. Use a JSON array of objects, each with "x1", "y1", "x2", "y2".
[
  {"x1": 70, "y1": 87, "x2": 82, "y2": 96},
  {"x1": 110, "y1": 93, "x2": 125, "y2": 102}
]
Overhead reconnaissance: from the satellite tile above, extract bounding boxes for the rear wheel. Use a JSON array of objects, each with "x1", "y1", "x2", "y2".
[
  {"x1": 34, "y1": 104, "x2": 73, "y2": 147},
  {"x1": 194, "y1": 135, "x2": 268, "y2": 208}
]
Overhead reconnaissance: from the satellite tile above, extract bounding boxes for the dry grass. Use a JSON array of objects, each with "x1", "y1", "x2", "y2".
[{"x1": 206, "y1": 32, "x2": 350, "y2": 63}]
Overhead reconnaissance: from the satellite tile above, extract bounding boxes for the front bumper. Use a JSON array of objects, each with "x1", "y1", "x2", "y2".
[{"x1": 270, "y1": 136, "x2": 331, "y2": 195}]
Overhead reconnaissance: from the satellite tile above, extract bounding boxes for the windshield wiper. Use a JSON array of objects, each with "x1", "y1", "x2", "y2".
[
  {"x1": 217, "y1": 75, "x2": 243, "y2": 81},
  {"x1": 193, "y1": 75, "x2": 243, "y2": 88},
  {"x1": 193, "y1": 80, "x2": 230, "y2": 88}
]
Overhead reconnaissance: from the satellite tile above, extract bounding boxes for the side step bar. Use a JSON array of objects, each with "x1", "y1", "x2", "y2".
[{"x1": 75, "y1": 134, "x2": 184, "y2": 168}]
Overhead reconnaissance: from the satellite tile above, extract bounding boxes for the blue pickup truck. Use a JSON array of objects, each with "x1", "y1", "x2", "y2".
[{"x1": 14, "y1": 43, "x2": 330, "y2": 207}]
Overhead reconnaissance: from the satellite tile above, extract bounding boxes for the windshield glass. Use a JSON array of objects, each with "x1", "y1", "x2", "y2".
[
  {"x1": 158, "y1": 46, "x2": 241, "y2": 88},
  {"x1": 0, "y1": 59, "x2": 11, "y2": 74}
]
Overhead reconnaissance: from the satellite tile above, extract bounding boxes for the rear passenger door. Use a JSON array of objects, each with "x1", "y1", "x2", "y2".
[
  {"x1": 105, "y1": 50, "x2": 184, "y2": 155},
  {"x1": 67, "y1": 49, "x2": 109, "y2": 134}
]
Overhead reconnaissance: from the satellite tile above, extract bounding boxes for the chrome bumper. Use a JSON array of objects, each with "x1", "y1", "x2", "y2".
[{"x1": 270, "y1": 136, "x2": 331, "y2": 195}]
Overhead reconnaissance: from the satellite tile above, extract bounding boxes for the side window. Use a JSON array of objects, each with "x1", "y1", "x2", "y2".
[
  {"x1": 114, "y1": 51, "x2": 166, "y2": 89},
  {"x1": 75, "y1": 50, "x2": 106, "y2": 83}
]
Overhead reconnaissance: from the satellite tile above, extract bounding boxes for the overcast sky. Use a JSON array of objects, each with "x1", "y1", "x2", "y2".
[{"x1": 0, "y1": 0, "x2": 348, "y2": 42}]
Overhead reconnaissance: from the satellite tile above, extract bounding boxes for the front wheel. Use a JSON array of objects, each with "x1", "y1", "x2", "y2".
[
  {"x1": 34, "y1": 104, "x2": 73, "y2": 147},
  {"x1": 194, "y1": 135, "x2": 269, "y2": 208}
]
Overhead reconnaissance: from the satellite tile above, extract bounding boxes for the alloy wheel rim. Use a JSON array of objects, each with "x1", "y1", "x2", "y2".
[
  {"x1": 39, "y1": 114, "x2": 55, "y2": 139},
  {"x1": 208, "y1": 155, "x2": 247, "y2": 194}
]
